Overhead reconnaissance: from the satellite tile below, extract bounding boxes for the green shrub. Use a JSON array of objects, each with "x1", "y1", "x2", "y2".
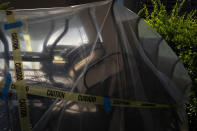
[
  {"x1": 0, "y1": 2, "x2": 10, "y2": 10},
  {"x1": 138, "y1": 0, "x2": 197, "y2": 130}
]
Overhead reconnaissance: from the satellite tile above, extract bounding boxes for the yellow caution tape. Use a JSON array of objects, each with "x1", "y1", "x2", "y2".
[
  {"x1": 0, "y1": 82, "x2": 170, "y2": 108},
  {"x1": 12, "y1": 83, "x2": 105, "y2": 105},
  {"x1": 5, "y1": 11, "x2": 32, "y2": 131}
]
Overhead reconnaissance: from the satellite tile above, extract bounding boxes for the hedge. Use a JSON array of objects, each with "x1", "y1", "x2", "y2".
[{"x1": 138, "y1": 0, "x2": 197, "y2": 130}]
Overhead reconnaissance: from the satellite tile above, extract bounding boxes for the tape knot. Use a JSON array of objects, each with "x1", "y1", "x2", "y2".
[
  {"x1": 117, "y1": 0, "x2": 124, "y2": 5},
  {"x1": 4, "y1": 21, "x2": 23, "y2": 30},
  {"x1": 1, "y1": 73, "x2": 12, "y2": 100},
  {"x1": 104, "y1": 97, "x2": 111, "y2": 112}
]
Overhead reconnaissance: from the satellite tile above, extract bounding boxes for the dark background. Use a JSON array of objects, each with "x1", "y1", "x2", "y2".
[{"x1": 0, "y1": 0, "x2": 196, "y2": 13}]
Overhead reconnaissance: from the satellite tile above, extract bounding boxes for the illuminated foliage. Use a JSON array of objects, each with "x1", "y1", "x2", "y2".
[
  {"x1": 138, "y1": 0, "x2": 197, "y2": 130},
  {"x1": 0, "y1": 2, "x2": 9, "y2": 10}
]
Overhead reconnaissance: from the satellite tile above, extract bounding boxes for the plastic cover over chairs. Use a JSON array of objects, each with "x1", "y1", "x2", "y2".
[{"x1": 0, "y1": 1, "x2": 191, "y2": 131}]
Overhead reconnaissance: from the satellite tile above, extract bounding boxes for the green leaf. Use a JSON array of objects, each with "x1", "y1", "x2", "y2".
[{"x1": 0, "y1": 2, "x2": 10, "y2": 10}]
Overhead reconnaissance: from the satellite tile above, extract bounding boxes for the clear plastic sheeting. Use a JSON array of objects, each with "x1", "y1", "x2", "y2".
[{"x1": 0, "y1": 1, "x2": 191, "y2": 131}]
